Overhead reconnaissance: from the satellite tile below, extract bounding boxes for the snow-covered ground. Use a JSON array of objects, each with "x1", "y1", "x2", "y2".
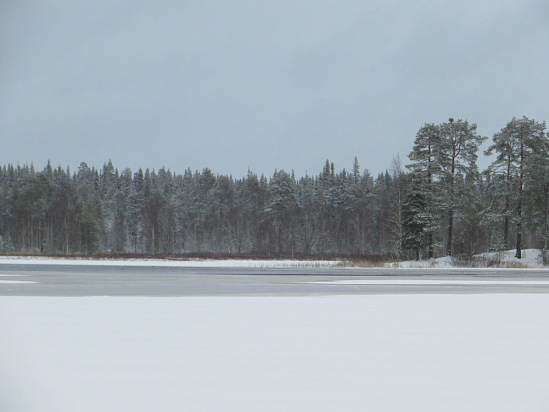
[
  {"x1": 1, "y1": 248, "x2": 547, "y2": 269},
  {"x1": 390, "y1": 248, "x2": 548, "y2": 269},
  {"x1": 2, "y1": 294, "x2": 549, "y2": 412},
  {"x1": 0, "y1": 255, "x2": 339, "y2": 268}
]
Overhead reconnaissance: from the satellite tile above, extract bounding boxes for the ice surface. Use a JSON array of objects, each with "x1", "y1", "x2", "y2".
[
  {"x1": 2, "y1": 294, "x2": 549, "y2": 412},
  {"x1": 0, "y1": 280, "x2": 36, "y2": 284}
]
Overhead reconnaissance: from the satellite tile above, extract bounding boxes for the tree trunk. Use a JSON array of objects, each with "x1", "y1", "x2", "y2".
[
  {"x1": 151, "y1": 224, "x2": 155, "y2": 255},
  {"x1": 504, "y1": 155, "x2": 511, "y2": 249},
  {"x1": 544, "y1": 182, "x2": 549, "y2": 254},
  {"x1": 447, "y1": 209, "x2": 454, "y2": 256},
  {"x1": 515, "y1": 227, "x2": 522, "y2": 259},
  {"x1": 516, "y1": 143, "x2": 524, "y2": 259},
  {"x1": 64, "y1": 217, "x2": 69, "y2": 255},
  {"x1": 427, "y1": 144, "x2": 433, "y2": 259},
  {"x1": 503, "y1": 215, "x2": 509, "y2": 250},
  {"x1": 446, "y1": 155, "x2": 456, "y2": 257}
]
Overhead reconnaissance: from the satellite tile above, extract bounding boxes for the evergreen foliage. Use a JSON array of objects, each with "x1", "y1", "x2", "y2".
[
  {"x1": 0, "y1": 116, "x2": 548, "y2": 259},
  {"x1": 485, "y1": 116, "x2": 548, "y2": 258}
]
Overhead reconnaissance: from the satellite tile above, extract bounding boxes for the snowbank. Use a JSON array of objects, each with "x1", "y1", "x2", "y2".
[{"x1": 390, "y1": 249, "x2": 548, "y2": 269}]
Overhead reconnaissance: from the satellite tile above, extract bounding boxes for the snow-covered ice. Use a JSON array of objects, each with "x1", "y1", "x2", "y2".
[
  {"x1": 0, "y1": 280, "x2": 36, "y2": 284},
  {"x1": 0, "y1": 273, "x2": 36, "y2": 284},
  {"x1": 2, "y1": 294, "x2": 549, "y2": 412}
]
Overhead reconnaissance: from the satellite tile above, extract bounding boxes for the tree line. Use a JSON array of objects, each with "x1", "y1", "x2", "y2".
[{"x1": 1, "y1": 116, "x2": 548, "y2": 260}]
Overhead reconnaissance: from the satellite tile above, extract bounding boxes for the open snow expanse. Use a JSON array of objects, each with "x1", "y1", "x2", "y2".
[{"x1": 2, "y1": 294, "x2": 549, "y2": 412}]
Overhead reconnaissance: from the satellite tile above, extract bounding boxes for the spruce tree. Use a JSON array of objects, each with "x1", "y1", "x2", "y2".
[
  {"x1": 402, "y1": 183, "x2": 428, "y2": 260},
  {"x1": 407, "y1": 123, "x2": 440, "y2": 258}
]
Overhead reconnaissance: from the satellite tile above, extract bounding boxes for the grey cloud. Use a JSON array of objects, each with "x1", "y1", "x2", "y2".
[{"x1": 1, "y1": 0, "x2": 547, "y2": 176}]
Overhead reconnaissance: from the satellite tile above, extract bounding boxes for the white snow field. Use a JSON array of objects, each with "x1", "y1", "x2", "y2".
[{"x1": 2, "y1": 294, "x2": 549, "y2": 412}]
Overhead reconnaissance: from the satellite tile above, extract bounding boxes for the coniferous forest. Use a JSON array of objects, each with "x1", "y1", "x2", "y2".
[{"x1": 1, "y1": 116, "x2": 548, "y2": 260}]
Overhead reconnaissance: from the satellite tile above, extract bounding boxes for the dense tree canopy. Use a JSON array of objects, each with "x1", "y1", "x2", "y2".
[{"x1": 1, "y1": 116, "x2": 548, "y2": 260}]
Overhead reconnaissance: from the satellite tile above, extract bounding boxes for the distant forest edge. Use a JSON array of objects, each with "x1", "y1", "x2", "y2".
[{"x1": 1, "y1": 116, "x2": 549, "y2": 262}]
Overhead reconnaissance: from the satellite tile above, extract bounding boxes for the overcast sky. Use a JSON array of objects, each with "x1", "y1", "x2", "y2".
[{"x1": 1, "y1": 0, "x2": 548, "y2": 178}]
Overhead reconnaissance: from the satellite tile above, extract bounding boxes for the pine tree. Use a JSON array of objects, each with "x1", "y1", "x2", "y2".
[
  {"x1": 486, "y1": 116, "x2": 547, "y2": 258},
  {"x1": 436, "y1": 118, "x2": 486, "y2": 256}
]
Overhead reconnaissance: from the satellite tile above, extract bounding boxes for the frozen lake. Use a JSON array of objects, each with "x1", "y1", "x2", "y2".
[
  {"x1": 2, "y1": 262, "x2": 549, "y2": 411},
  {"x1": 1, "y1": 263, "x2": 549, "y2": 296}
]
